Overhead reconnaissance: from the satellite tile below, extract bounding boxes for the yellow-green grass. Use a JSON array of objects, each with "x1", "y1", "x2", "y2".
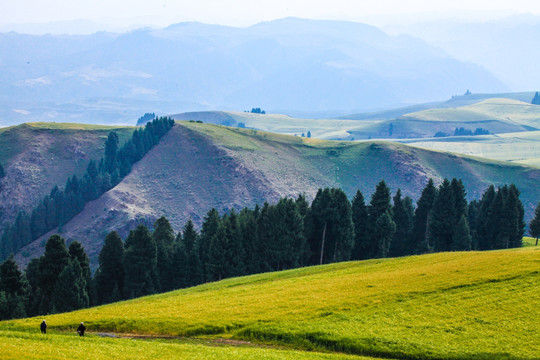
[
  {"x1": 403, "y1": 98, "x2": 540, "y2": 127},
  {"x1": 523, "y1": 237, "x2": 538, "y2": 247},
  {"x1": 0, "y1": 330, "x2": 376, "y2": 360},
  {"x1": 3, "y1": 248, "x2": 539, "y2": 359},
  {"x1": 402, "y1": 131, "x2": 540, "y2": 167}
]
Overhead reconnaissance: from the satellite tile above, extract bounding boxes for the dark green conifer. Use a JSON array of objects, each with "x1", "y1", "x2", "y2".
[
  {"x1": 351, "y1": 190, "x2": 369, "y2": 260},
  {"x1": 199, "y1": 208, "x2": 220, "y2": 282},
  {"x1": 52, "y1": 258, "x2": 89, "y2": 313},
  {"x1": 123, "y1": 224, "x2": 158, "y2": 299},
  {"x1": 96, "y1": 231, "x2": 124, "y2": 304},
  {"x1": 38, "y1": 235, "x2": 70, "y2": 314},
  {"x1": 428, "y1": 179, "x2": 455, "y2": 252},
  {"x1": 153, "y1": 216, "x2": 175, "y2": 292},
  {"x1": 475, "y1": 185, "x2": 496, "y2": 250},
  {"x1": 68, "y1": 241, "x2": 93, "y2": 305},
  {"x1": 529, "y1": 201, "x2": 540, "y2": 246},
  {"x1": 182, "y1": 219, "x2": 203, "y2": 287},
  {"x1": 390, "y1": 189, "x2": 414, "y2": 257},
  {"x1": 373, "y1": 211, "x2": 396, "y2": 258},
  {"x1": 368, "y1": 181, "x2": 395, "y2": 259},
  {"x1": 451, "y1": 215, "x2": 472, "y2": 251},
  {"x1": 207, "y1": 217, "x2": 233, "y2": 281}
]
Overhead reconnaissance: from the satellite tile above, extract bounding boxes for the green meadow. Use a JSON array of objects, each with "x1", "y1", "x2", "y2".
[{"x1": 2, "y1": 247, "x2": 539, "y2": 359}]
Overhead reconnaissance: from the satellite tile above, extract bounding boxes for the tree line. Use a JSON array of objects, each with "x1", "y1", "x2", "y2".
[
  {"x1": 1, "y1": 178, "x2": 537, "y2": 320},
  {"x1": 0, "y1": 117, "x2": 175, "y2": 261}
]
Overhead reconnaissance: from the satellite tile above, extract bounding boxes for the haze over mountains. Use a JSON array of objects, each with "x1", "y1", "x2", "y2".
[{"x1": 0, "y1": 17, "x2": 511, "y2": 126}]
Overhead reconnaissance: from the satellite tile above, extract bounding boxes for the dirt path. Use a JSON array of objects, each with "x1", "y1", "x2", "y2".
[{"x1": 95, "y1": 332, "x2": 280, "y2": 349}]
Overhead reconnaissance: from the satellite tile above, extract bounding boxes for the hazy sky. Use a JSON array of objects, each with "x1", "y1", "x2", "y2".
[{"x1": 2, "y1": 0, "x2": 540, "y2": 31}]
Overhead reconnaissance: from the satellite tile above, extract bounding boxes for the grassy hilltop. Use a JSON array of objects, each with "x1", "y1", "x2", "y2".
[
  {"x1": 2, "y1": 247, "x2": 539, "y2": 359},
  {"x1": 171, "y1": 96, "x2": 540, "y2": 140}
]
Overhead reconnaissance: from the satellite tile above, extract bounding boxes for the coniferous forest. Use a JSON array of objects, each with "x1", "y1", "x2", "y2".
[
  {"x1": 1, "y1": 178, "x2": 536, "y2": 320},
  {"x1": 0, "y1": 117, "x2": 175, "y2": 260}
]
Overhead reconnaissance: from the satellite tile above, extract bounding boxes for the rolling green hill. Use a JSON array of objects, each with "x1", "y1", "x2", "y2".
[
  {"x1": 14, "y1": 121, "x2": 540, "y2": 268},
  {"x1": 0, "y1": 123, "x2": 134, "y2": 225},
  {"x1": 172, "y1": 97, "x2": 540, "y2": 140},
  {"x1": 3, "y1": 247, "x2": 539, "y2": 359},
  {"x1": 400, "y1": 131, "x2": 540, "y2": 167}
]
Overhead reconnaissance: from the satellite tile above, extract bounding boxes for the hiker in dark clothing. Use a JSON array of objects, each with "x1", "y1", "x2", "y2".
[
  {"x1": 40, "y1": 320, "x2": 47, "y2": 334},
  {"x1": 77, "y1": 322, "x2": 86, "y2": 336}
]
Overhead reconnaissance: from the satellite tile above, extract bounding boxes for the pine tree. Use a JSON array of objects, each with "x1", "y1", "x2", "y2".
[
  {"x1": 68, "y1": 241, "x2": 93, "y2": 306},
  {"x1": 351, "y1": 190, "x2": 369, "y2": 260},
  {"x1": 207, "y1": 217, "x2": 233, "y2": 281},
  {"x1": 52, "y1": 258, "x2": 89, "y2": 313},
  {"x1": 96, "y1": 231, "x2": 124, "y2": 304},
  {"x1": 123, "y1": 224, "x2": 158, "y2": 299},
  {"x1": 170, "y1": 234, "x2": 187, "y2": 290},
  {"x1": 451, "y1": 178, "x2": 468, "y2": 223},
  {"x1": 451, "y1": 215, "x2": 472, "y2": 251},
  {"x1": 529, "y1": 201, "x2": 540, "y2": 246},
  {"x1": 24, "y1": 258, "x2": 41, "y2": 317},
  {"x1": 390, "y1": 189, "x2": 414, "y2": 257},
  {"x1": 428, "y1": 179, "x2": 455, "y2": 252},
  {"x1": 267, "y1": 198, "x2": 305, "y2": 271},
  {"x1": 181, "y1": 219, "x2": 203, "y2": 287},
  {"x1": 152, "y1": 216, "x2": 175, "y2": 292},
  {"x1": 475, "y1": 185, "x2": 496, "y2": 250},
  {"x1": 495, "y1": 185, "x2": 525, "y2": 249},
  {"x1": 38, "y1": 234, "x2": 70, "y2": 314},
  {"x1": 373, "y1": 211, "x2": 396, "y2": 258},
  {"x1": 368, "y1": 181, "x2": 394, "y2": 259},
  {"x1": 467, "y1": 200, "x2": 480, "y2": 250},
  {"x1": 226, "y1": 209, "x2": 246, "y2": 277},
  {"x1": 307, "y1": 188, "x2": 354, "y2": 265},
  {"x1": 199, "y1": 208, "x2": 220, "y2": 282},
  {"x1": 0, "y1": 256, "x2": 27, "y2": 320},
  {"x1": 239, "y1": 207, "x2": 261, "y2": 273}
]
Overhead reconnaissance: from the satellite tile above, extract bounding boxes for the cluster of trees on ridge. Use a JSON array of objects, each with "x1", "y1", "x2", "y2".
[
  {"x1": 434, "y1": 127, "x2": 490, "y2": 138},
  {"x1": 2, "y1": 178, "x2": 539, "y2": 320},
  {"x1": 0, "y1": 117, "x2": 175, "y2": 261}
]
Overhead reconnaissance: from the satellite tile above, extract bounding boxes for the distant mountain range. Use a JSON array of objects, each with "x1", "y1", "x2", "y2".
[{"x1": 0, "y1": 18, "x2": 509, "y2": 126}]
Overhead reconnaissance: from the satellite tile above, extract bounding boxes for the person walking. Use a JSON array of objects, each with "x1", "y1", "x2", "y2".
[
  {"x1": 77, "y1": 322, "x2": 86, "y2": 336},
  {"x1": 40, "y1": 320, "x2": 47, "y2": 334}
]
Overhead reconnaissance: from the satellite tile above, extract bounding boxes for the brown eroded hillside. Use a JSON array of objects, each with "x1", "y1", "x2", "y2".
[{"x1": 0, "y1": 123, "x2": 134, "y2": 225}]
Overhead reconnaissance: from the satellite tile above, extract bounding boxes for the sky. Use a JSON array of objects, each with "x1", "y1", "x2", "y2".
[{"x1": 1, "y1": 0, "x2": 540, "y2": 33}]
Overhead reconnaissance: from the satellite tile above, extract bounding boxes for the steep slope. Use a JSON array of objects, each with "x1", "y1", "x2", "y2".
[
  {"x1": 16, "y1": 122, "x2": 540, "y2": 268},
  {"x1": 0, "y1": 123, "x2": 134, "y2": 225},
  {"x1": 5, "y1": 247, "x2": 539, "y2": 359}
]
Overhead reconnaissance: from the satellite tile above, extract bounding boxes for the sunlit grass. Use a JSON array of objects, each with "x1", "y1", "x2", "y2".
[
  {"x1": 3, "y1": 247, "x2": 539, "y2": 359},
  {"x1": 0, "y1": 330, "x2": 373, "y2": 360}
]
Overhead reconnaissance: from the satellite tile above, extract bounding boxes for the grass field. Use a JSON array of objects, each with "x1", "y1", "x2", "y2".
[
  {"x1": 3, "y1": 247, "x2": 539, "y2": 359},
  {"x1": 400, "y1": 131, "x2": 540, "y2": 167},
  {"x1": 403, "y1": 98, "x2": 540, "y2": 127}
]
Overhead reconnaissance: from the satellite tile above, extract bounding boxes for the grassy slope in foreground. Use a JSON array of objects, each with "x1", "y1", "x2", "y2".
[
  {"x1": 0, "y1": 330, "x2": 373, "y2": 360},
  {"x1": 4, "y1": 247, "x2": 539, "y2": 360}
]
